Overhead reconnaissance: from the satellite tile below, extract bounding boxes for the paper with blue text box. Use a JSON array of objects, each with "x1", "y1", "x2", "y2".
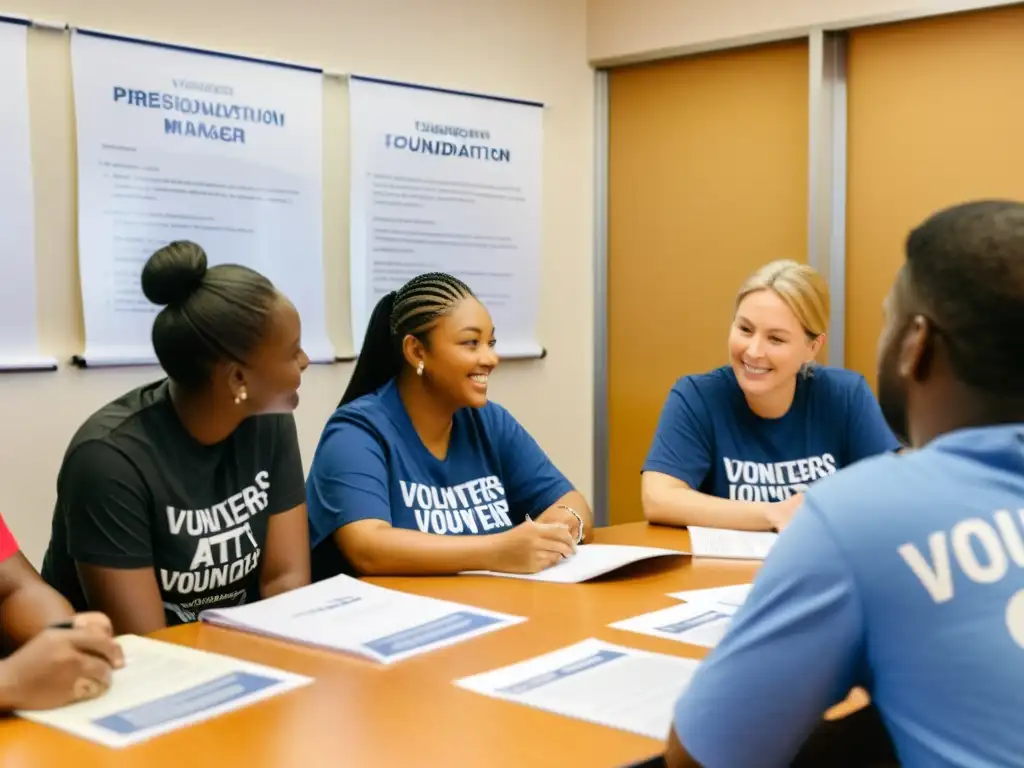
[
  {"x1": 610, "y1": 601, "x2": 737, "y2": 649},
  {"x1": 199, "y1": 574, "x2": 525, "y2": 663},
  {"x1": 16, "y1": 634, "x2": 310, "y2": 748},
  {"x1": 69, "y1": 30, "x2": 333, "y2": 366},
  {"x1": 461, "y1": 543, "x2": 685, "y2": 583},
  {"x1": 667, "y1": 582, "x2": 752, "y2": 611},
  {"x1": 455, "y1": 638, "x2": 699, "y2": 740}
]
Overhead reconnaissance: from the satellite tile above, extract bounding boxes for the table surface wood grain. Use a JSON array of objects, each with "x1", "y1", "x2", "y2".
[{"x1": 0, "y1": 522, "x2": 865, "y2": 767}]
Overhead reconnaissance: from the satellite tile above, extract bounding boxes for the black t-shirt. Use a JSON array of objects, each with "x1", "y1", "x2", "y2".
[{"x1": 41, "y1": 379, "x2": 306, "y2": 626}]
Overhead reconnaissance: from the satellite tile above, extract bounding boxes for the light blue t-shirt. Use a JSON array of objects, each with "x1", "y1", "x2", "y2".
[
  {"x1": 673, "y1": 424, "x2": 1024, "y2": 767},
  {"x1": 643, "y1": 365, "x2": 901, "y2": 500},
  {"x1": 305, "y1": 379, "x2": 574, "y2": 549}
]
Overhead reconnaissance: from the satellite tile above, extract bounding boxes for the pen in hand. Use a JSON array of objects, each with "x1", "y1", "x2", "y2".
[{"x1": 525, "y1": 514, "x2": 575, "y2": 558}]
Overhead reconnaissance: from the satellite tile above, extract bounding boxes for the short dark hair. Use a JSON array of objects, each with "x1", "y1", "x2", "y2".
[
  {"x1": 340, "y1": 272, "x2": 474, "y2": 406},
  {"x1": 142, "y1": 240, "x2": 279, "y2": 390},
  {"x1": 904, "y1": 199, "x2": 1024, "y2": 394}
]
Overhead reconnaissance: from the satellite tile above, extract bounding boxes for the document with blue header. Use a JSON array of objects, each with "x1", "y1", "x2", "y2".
[
  {"x1": 455, "y1": 638, "x2": 699, "y2": 739},
  {"x1": 610, "y1": 601, "x2": 735, "y2": 648},
  {"x1": 17, "y1": 635, "x2": 310, "y2": 748},
  {"x1": 667, "y1": 583, "x2": 752, "y2": 612},
  {"x1": 199, "y1": 574, "x2": 525, "y2": 664}
]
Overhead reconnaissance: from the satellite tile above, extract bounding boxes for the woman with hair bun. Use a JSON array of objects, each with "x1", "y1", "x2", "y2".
[
  {"x1": 41, "y1": 241, "x2": 312, "y2": 634},
  {"x1": 641, "y1": 260, "x2": 900, "y2": 534}
]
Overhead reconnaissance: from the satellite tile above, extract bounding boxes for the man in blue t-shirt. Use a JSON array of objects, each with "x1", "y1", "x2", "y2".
[{"x1": 664, "y1": 200, "x2": 1024, "y2": 767}]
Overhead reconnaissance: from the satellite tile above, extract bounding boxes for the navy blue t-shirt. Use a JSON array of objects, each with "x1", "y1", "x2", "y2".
[
  {"x1": 643, "y1": 365, "x2": 901, "y2": 501},
  {"x1": 306, "y1": 379, "x2": 574, "y2": 551}
]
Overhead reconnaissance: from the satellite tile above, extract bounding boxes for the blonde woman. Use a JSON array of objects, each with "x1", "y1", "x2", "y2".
[{"x1": 641, "y1": 260, "x2": 899, "y2": 533}]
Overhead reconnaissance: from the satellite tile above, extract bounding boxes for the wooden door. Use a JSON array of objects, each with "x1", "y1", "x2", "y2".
[
  {"x1": 846, "y1": 5, "x2": 1024, "y2": 387},
  {"x1": 607, "y1": 40, "x2": 809, "y2": 524}
]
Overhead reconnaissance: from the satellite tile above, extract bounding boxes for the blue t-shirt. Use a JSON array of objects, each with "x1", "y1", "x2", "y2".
[
  {"x1": 643, "y1": 365, "x2": 900, "y2": 500},
  {"x1": 306, "y1": 379, "x2": 574, "y2": 549},
  {"x1": 673, "y1": 424, "x2": 1024, "y2": 767}
]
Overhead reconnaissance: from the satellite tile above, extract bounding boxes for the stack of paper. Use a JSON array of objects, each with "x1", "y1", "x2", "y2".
[
  {"x1": 455, "y1": 638, "x2": 700, "y2": 739},
  {"x1": 460, "y1": 543, "x2": 685, "y2": 583},
  {"x1": 686, "y1": 527, "x2": 777, "y2": 560},
  {"x1": 17, "y1": 635, "x2": 310, "y2": 748},
  {"x1": 200, "y1": 575, "x2": 525, "y2": 664}
]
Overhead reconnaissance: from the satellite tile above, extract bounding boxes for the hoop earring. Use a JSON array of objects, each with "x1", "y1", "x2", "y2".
[{"x1": 416, "y1": 361, "x2": 424, "y2": 377}]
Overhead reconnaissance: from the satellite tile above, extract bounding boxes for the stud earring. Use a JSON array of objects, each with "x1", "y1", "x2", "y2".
[
  {"x1": 416, "y1": 361, "x2": 424, "y2": 376},
  {"x1": 234, "y1": 388, "x2": 248, "y2": 405}
]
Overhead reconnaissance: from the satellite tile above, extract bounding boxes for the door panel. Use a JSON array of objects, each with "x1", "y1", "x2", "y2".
[
  {"x1": 846, "y1": 5, "x2": 1024, "y2": 388},
  {"x1": 607, "y1": 40, "x2": 809, "y2": 524}
]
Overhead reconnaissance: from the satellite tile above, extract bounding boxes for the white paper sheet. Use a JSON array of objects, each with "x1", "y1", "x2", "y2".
[
  {"x1": 686, "y1": 527, "x2": 777, "y2": 560},
  {"x1": 460, "y1": 543, "x2": 685, "y2": 583},
  {"x1": 200, "y1": 574, "x2": 524, "y2": 663},
  {"x1": 16, "y1": 635, "x2": 310, "y2": 748},
  {"x1": 455, "y1": 638, "x2": 699, "y2": 739},
  {"x1": 0, "y1": 21, "x2": 52, "y2": 368},
  {"x1": 667, "y1": 583, "x2": 752, "y2": 612},
  {"x1": 610, "y1": 602, "x2": 735, "y2": 649}
]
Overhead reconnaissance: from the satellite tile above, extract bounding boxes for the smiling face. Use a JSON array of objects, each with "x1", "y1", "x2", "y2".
[
  {"x1": 728, "y1": 288, "x2": 822, "y2": 400},
  {"x1": 408, "y1": 296, "x2": 500, "y2": 409}
]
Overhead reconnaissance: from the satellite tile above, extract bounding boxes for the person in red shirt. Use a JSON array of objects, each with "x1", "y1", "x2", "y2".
[{"x1": 0, "y1": 513, "x2": 123, "y2": 710}]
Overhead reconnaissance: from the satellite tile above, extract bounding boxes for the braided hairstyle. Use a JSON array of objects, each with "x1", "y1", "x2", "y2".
[{"x1": 341, "y1": 272, "x2": 474, "y2": 406}]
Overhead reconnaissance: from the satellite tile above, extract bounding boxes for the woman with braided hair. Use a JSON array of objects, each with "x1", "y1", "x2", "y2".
[{"x1": 306, "y1": 272, "x2": 592, "y2": 579}]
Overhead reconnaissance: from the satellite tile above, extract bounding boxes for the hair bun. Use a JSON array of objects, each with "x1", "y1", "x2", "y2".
[{"x1": 142, "y1": 241, "x2": 208, "y2": 306}]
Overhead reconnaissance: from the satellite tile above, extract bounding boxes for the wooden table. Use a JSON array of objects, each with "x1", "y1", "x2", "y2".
[{"x1": 0, "y1": 522, "x2": 859, "y2": 767}]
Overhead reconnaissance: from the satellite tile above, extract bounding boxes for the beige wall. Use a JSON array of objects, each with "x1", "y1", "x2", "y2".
[
  {"x1": 0, "y1": 0, "x2": 594, "y2": 566},
  {"x1": 587, "y1": 0, "x2": 1021, "y2": 63}
]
